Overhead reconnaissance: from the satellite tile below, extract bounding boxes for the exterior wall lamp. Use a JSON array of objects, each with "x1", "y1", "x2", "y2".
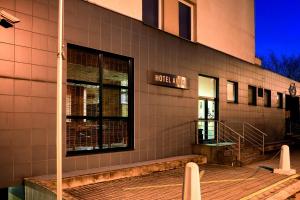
[{"x1": 0, "y1": 10, "x2": 20, "y2": 28}]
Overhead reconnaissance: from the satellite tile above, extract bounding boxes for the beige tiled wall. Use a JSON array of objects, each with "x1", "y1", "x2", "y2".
[{"x1": 0, "y1": 0, "x2": 299, "y2": 188}]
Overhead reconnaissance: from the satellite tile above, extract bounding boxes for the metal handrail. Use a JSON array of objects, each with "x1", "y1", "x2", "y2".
[
  {"x1": 219, "y1": 121, "x2": 244, "y2": 138},
  {"x1": 243, "y1": 122, "x2": 267, "y2": 155},
  {"x1": 244, "y1": 125, "x2": 263, "y2": 138},
  {"x1": 194, "y1": 119, "x2": 243, "y2": 161},
  {"x1": 244, "y1": 122, "x2": 268, "y2": 136}
]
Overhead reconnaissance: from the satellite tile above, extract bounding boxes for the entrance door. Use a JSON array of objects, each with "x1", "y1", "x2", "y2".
[
  {"x1": 285, "y1": 95, "x2": 300, "y2": 134},
  {"x1": 198, "y1": 99, "x2": 216, "y2": 140},
  {"x1": 198, "y1": 75, "x2": 218, "y2": 142}
]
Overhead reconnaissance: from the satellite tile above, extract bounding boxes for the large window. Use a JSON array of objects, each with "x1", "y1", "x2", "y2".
[
  {"x1": 248, "y1": 85, "x2": 257, "y2": 106},
  {"x1": 142, "y1": 0, "x2": 159, "y2": 28},
  {"x1": 66, "y1": 44, "x2": 133, "y2": 155},
  {"x1": 227, "y1": 81, "x2": 238, "y2": 103},
  {"x1": 264, "y1": 89, "x2": 271, "y2": 107},
  {"x1": 179, "y1": 1, "x2": 192, "y2": 40}
]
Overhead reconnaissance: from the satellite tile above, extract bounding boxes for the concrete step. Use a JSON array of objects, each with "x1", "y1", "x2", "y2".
[
  {"x1": 264, "y1": 140, "x2": 295, "y2": 152},
  {"x1": 25, "y1": 154, "x2": 207, "y2": 191}
]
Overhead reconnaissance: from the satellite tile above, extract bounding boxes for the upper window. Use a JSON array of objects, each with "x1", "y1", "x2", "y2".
[
  {"x1": 258, "y1": 88, "x2": 263, "y2": 97},
  {"x1": 264, "y1": 89, "x2": 271, "y2": 107},
  {"x1": 66, "y1": 44, "x2": 134, "y2": 155},
  {"x1": 248, "y1": 85, "x2": 257, "y2": 106},
  {"x1": 227, "y1": 81, "x2": 238, "y2": 103},
  {"x1": 276, "y1": 92, "x2": 283, "y2": 109},
  {"x1": 179, "y1": 1, "x2": 192, "y2": 40},
  {"x1": 142, "y1": 0, "x2": 159, "y2": 28},
  {"x1": 198, "y1": 76, "x2": 216, "y2": 98}
]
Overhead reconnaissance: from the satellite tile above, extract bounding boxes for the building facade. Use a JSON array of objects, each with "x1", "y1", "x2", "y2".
[{"x1": 0, "y1": 0, "x2": 299, "y2": 191}]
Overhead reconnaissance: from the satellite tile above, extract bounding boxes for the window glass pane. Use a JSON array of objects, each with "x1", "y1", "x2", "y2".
[
  {"x1": 67, "y1": 83, "x2": 99, "y2": 117},
  {"x1": 227, "y1": 82, "x2": 235, "y2": 102},
  {"x1": 142, "y1": 0, "x2": 158, "y2": 28},
  {"x1": 198, "y1": 76, "x2": 216, "y2": 98},
  {"x1": 102, "y1": 119, "x2": 128, "y2": 149},
  {"x1": 207, "y1": 100, "x2": 215, "y2": 119},
  {"x1": 67, "y1": 48, "x2": 99, "y2": 83},
  {"x1": 179, "y1": 2, "x2": 191, "y2": 40},
  {"x1": 198, "y1": 100, "x2": 205, "y2": 119},
  {"x1": 121, "y1": 89, "x2": 128, "y2": 117},
  {"x1": 66, "y1": 119, "x2": 99, "y2": 151},
  {"x1": 207, "y1": 121, "x2": 215, "y2": 139},
  {"x1": 67, "y1": 44, "x2": 133, "y2": 153},
  {"x1": 103, "y1": 87, "x2": 128, "y2": 117},
  {"x1": 277, "y1": 93, "x2": 283, "y2": 108},
  {"x1": 102, "y1": 56, "x2": 129, "y2": 86},
  {"x1": 197, "y1": 121, "x2": 205, "y2": 140}
]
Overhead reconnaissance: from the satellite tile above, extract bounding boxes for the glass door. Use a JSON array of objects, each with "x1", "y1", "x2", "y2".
[
  {"x1": 198, "y1": 98, "x2": 216, "y2": 141},
  {"x1": 198, "y1": 75, "x2": 218, "y2": 143}
]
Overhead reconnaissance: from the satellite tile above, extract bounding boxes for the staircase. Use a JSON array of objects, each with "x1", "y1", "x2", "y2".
[{"x1": 193, "y1": 120, "x2": 268, "y2": 166}]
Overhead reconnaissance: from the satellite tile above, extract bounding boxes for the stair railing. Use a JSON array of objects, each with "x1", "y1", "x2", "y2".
[
  {"x1": 242, "y1": 122, "x2": 268, "y2": 155},
  {"x1": 194, "y1": 119, "x2": 243, "y2": 161}
]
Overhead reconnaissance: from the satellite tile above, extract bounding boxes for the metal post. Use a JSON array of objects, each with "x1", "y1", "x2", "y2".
[
  {"x1": 195, "y1": 121, "x2": 198, "y2": 144},
  {"x1": 242, "y1": 123, "x2": 245, "y2": 143},
  {"x1": 238, "y1": 137, "x2": 241, "y2": 161},
  {"x1": 262, "y1": 136, "x2": 264, "y2": 155},
  {"x1": 56, "y1": 0, "x2": 64, "y2": 199},
  {"x1": 216, "y1": 121, "x2": 219, "y2": 144}
]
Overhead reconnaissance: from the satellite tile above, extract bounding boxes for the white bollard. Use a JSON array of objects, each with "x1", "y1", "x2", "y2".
[
  {"x1": 274, "y1": 145, "x2": 296, "y2": 175},
  {"x1": 183, "y1": 162, "x2": 201, "y2": 200}
]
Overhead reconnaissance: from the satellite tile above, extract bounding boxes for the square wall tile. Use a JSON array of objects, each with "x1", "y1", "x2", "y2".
[
  {"x1": 15, "y1": 29, "x2": 32, "y2": 47},
  {"x1": 0, "y1": 43, "x2": 14, "y2": 61},
  {"x1": 15, "y1": 46, "x2": 31, "y2": 63}
]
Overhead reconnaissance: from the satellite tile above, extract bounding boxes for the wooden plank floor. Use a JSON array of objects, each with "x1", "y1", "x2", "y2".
[{"x1": 64, "y1": 164, "x2": 288, "y2": 200}]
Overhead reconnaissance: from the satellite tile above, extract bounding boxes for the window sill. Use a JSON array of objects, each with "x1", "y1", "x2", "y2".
[
  {"x1": 227, "y1": 101, "x2": 238, "y2": 104},
  {"x1": 66, "y1": 146, "x2": 134, "y2": 157}
]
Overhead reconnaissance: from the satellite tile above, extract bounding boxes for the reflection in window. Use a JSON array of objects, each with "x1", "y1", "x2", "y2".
[
  {"x1": 66, "y1": 44, "x2": 133, "y2": 154},
  {"x1": 207, "y1": 101, "x2": 215, "y2": 119}
]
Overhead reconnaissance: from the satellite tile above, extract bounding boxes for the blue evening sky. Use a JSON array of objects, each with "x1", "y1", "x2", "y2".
[{"x1": 255, "y1": 0, "x2": 300, "y2": 57}]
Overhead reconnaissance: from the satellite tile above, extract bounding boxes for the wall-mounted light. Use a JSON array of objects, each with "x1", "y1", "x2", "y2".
[{"x1": 0, "y1": 10, "x2": 20, "y2": 28}]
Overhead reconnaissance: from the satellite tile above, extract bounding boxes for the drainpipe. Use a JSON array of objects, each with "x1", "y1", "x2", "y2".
[{"x1": 56, "y1": 0, "x2": 64, "y2": 199}]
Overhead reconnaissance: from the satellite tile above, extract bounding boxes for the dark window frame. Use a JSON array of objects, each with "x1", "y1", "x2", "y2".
[
  {"x1": 179, "y1": 1, "x2": 192, "y2": 40},
  {"x1": 66, "y1": 44, "x2": 134, "y2": 156},
  {"x1": 248, "y1": 85, "x2": 257, "y2": 106},
  {"x1": 226, "y1": 81, "x2": 238, "y2": 104},
  {"x1": 142, "y1": 0, "x2": 159, "y2": 28},
  {"x1": 264, "y1": 89, "x2": 271, "y2": 107},
  {"x1": 277, "y1": 92, "x2": 283, "y2": 109}
]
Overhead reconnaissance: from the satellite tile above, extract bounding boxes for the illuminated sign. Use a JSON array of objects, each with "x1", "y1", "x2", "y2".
[{"x1": 149, "y1": 71, "x2": 189, "y2": 89}]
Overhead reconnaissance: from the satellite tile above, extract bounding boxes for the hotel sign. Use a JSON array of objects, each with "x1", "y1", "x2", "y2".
[{"x1": 149, "y1": 71, "x2": 189, "y2": 89}]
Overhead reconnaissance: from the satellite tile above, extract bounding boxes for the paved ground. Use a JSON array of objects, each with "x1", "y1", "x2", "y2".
[
  {"x1": 248, "y1": 148, "x2": 300, "y2": 172},
  {"x1": 64, "y1": 148, "x2": 300, "y2": 200},
  {"x1": 64, "y1": 165, "x2": 288, "y2": 200}
]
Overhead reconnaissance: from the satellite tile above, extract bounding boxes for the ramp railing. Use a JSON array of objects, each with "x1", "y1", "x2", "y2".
[{"x1": 242, "y1": 122, "x2": 268, "y2": 155}]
